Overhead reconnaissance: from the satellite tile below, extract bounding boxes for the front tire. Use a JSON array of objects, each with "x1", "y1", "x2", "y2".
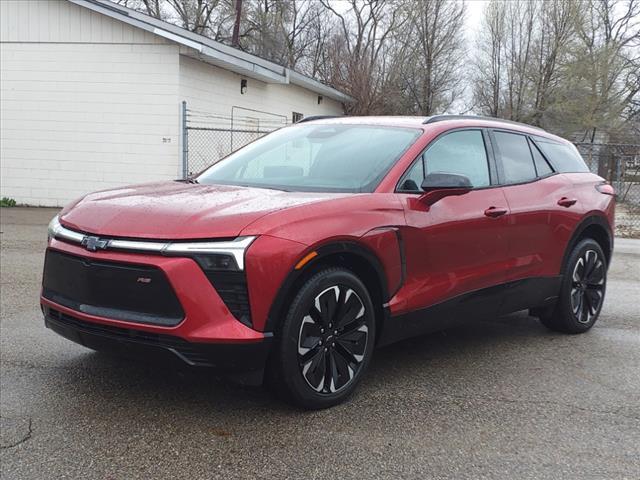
[
  {"x1": 539, "y1": 239, "x2": 607, "y2": 334},
  {"x1": 267, "y1": 268, "x2": 376, "y2": 409}
]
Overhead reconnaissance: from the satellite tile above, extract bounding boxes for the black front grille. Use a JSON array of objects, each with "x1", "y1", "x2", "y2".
[
  {"x1": 203, "y1": 271, "x2": 251, "y2": 327},
  {"x1": 46, "y1": 307, "x2": 212, "y2": 366},
  {"x1": 42, "y1": 250, "x2": 184, "y2": 326}
]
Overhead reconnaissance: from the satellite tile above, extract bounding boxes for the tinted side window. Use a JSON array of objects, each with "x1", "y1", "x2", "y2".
[
  {"x1": 535, "y1": 139, "x2": 589, "y2": 173},
  {"x1": 423, "y1": 130, "x2": 490, "y2": 187},
  {"x1": 494, "y1": 131, "x2": 536, "y2": 183},
  {"x1": 528, "y1": 138, "x2": 553, "y2": 176}
]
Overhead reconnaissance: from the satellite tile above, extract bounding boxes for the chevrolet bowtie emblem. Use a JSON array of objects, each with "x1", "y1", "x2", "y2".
[{"x1": 81, "y1": 235, "x2": 109, "y2": 252}]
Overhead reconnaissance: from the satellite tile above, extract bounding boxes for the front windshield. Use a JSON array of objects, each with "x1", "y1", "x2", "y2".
[{"x1": 196, "y1": 124, "x2": 421, "y2": 192}]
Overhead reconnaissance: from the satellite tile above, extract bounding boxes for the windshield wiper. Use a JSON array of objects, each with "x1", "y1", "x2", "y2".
[{"x1": 243, "y1": 184, "x2": 290, "y2": 192}]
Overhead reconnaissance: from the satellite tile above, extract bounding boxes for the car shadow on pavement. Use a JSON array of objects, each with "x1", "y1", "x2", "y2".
[
  {"x1": 49, "y1": 311, "x2": 554, "y2": 414},
  {"x1": 370, "y1": 312, "x2": 552, "y2": 375}
]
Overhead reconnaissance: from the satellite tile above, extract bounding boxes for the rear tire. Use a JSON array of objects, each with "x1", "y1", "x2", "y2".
[
  {"x1": 539, "y1": 239, "x2": 607, "y2": 334},
  {"x1": 266, "y1": 268, "x2": 376, "y2": 409}
]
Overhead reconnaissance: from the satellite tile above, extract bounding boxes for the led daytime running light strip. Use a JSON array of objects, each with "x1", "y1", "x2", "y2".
[{"x1": 47, "y1": 216, "x2": 255, "y2": 270}]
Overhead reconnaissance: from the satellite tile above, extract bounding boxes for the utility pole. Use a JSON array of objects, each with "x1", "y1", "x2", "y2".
[{"x1": 232, "y1": 0, "x2": 243, "y2": 47}]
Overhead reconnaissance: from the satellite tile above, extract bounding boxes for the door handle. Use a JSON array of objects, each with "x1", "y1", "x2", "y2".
[
  {"x1": 557, "y1": 197, "x2": 577, "y2": 207},
  {"x1": 484, "y1": 206, "x2": 508, "y2": 218}
]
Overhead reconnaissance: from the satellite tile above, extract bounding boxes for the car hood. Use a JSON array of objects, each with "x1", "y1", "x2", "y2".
[{"x1": 60, "y1": 182, "x2": 348, "y2": 240}]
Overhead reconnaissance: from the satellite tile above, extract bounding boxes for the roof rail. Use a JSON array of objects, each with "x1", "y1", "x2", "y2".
[
  {"x1": 423, "y1": 114, "x2": 545, "y2": 131},
  {"x1": 296, "y1": 115, "x2": 342, "y2": 123}
]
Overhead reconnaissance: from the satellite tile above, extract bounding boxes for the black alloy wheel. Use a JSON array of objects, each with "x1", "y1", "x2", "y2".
[
  {"x1": 297, "y1": 285, "x2": 369, "y2": 394},
  {"x1": 539, "y1": 238, "x2": 607, "y2": 334},
  {"x1": 570, "y1": 249, "x2": 605, "y2": 324},
  {"x1": 267, "y1": 268, "x2": 376, "y2": 409}
]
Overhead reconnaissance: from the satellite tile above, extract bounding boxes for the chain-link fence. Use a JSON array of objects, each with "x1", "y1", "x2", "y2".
[
  {"x1": 186, "y1": 126, "x2": 273, "y2": 175},
  {"x1": 183, "y1": 104, "x2": 287, "y2": 176},
  {"x1": 575, "y1": 142, "x2": 640, "y2": 237}
]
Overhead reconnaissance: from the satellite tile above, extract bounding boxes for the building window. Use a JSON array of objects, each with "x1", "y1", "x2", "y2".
[
  {"x1": 317, "y1": 95, "x2": 324, "y2": 105},
  {"x1": 240, "y1": 79, "x2": 247, "y2": 94},
  {"x1": 292, "y1": 112, "x2": 304, "y2": 123}
]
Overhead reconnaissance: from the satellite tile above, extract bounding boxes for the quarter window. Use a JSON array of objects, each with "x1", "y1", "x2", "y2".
[
  {"x1": 494, "y1": 131, "x2": 537, "y2": 183},
  {"x1": 534, "y1": 138, "x2": 589, "y2": 173}
]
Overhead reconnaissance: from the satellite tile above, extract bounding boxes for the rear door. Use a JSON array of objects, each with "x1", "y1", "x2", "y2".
[
  {"x1": 490, "y1": 130, "x2": 577, "y2": 312},
  {"x1": 397, "y1": 129, "x2": 510, "y2": 318}
]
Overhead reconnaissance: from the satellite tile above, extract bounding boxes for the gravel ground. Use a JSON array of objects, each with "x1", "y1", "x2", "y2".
[
  {"x1": 615, "y1": 203, "x2": 640, "y2": 238},
  {"x1": 1, "y1": 207, "x2": 639, "y2": 480}
]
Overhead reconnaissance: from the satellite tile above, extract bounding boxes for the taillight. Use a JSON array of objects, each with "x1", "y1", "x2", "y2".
[{"x1": 595, "y1": 183, "x2": 615, "y2": 196}]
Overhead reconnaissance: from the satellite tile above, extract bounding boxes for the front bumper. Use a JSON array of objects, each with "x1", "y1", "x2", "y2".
[
  {"x1": 41, "y1": 238, "x2": 275, "y2": 380},
  {"x1": 42, "y1": 239, "x2": 267, "y2": 340},
  {"x1": 44, "y1": 305, "x2": 272, "y2": 374}
]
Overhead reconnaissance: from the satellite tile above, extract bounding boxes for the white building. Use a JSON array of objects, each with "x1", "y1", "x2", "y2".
[{"x1": 0, "y1": 0, "x2": 351, "y2": 207}]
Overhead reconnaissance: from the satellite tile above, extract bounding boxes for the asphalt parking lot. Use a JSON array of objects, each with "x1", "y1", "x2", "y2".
[{"x1": 1, "y1": 207, "x2": 639, "y2": 479}]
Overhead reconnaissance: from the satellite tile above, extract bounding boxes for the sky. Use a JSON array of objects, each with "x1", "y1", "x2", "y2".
[
  {"x1": 454, "y1": 0, "x2": 490, "y2": 113},
  {"x1": 465, "y1": 0, "x2": 489, "y2": 39}
]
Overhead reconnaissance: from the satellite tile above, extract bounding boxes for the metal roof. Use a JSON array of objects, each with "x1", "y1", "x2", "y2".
[{"x1": 69, "y1": 0, "x2": 354, "y2": 103}]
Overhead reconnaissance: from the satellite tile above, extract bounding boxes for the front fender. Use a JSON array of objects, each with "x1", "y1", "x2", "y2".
[{"x1": 260, "y1": 232, "x2": 403, "y2": 334}]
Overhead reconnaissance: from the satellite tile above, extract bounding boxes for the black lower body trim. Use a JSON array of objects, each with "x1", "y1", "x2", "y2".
[
  {"x1": 497, "y1": 276, "x2": 561, "y2": 315},
  {"x1": 44, "y1": 307, "x2": 272, "y2": 380},
  {"x1": 379, "y1": 276, "x2": 562, "y2": 346}
]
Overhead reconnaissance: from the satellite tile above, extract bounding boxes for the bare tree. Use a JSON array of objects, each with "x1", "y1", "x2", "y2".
[
  {"x1": 529, "y1": 0, "x2": 579, "y2": 126},
  {"x1": 472, "y1": 0, "x2": 580, "y2": 127},
  {"x1": 137, "y1": 0, "x2": 220, "y2": 34},
  {"x1": 503, "y1": 0, "x2": 537, "y2": 121},
  {"x1": 472, "y1": 0, "x2": 638, "y2": 137},
  {"x1": 111, "y1": 0, "x2": 639, "y2": 133},
  {"x1": 302, "y1": 6, "x2": 335, "y2": 79},
  {"x1": 139, "y1": 0, "x2": 163, "y2": 18},
  {"x1": 115, "y1": 0, "x2": 234, "y2": 38},
  {"x1": 320, "y1": 0, "x2": 406, "y2": 114},
  {"x1": 389, "y1": 0, "x2": 466, "y2": 115},
  {"x1": 472, "y1": 0, "x2": 507, "y2": 117},
  {"x1": 567, "y1": 0, "x2": 640, "y2": 136},
  {"x1": 241, "y1": 0, "x2": 330, "y2": 69}
]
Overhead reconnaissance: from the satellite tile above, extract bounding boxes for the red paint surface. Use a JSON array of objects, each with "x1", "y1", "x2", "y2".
[{"x1": 46, "y1": 118, "x2": 615, "y2": 341}]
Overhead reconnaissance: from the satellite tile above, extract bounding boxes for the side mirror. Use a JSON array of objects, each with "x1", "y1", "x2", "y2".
[
  {"x1": 421, "y1": 172, "x2": 472, "y2": 191},
  {"x1": 419, "y1": 173, "x2": 472, "y2": 206}
]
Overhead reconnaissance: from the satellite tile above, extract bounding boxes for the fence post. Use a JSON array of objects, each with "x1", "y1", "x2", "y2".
[
  {"x1": 181, "y1": 100, "x2": 188, "y2": 179},
  {"x1": 230, "y1": 114, "x2": 234, "y2": 153}
]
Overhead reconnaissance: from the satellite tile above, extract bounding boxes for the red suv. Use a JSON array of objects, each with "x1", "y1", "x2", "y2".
[{"x1": 42, "y1": 115, "x2": 615, "y2": 409}]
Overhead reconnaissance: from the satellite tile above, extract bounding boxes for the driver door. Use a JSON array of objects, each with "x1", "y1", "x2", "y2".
[{"x1": 396, "y1": 129, "x2": 510, "y2": 319}]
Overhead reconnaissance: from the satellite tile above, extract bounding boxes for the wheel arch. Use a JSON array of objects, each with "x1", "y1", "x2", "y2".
[
  {"x1": 264, "y1": 241, "x2": 390, "y2": 342},
  {"x1": 561, "y1": 214, "x2": 613, "y2": 274}
]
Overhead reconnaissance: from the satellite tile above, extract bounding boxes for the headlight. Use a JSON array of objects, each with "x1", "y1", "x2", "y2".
[
  {"x1": 163, "y1": 236, "x2": 255, "y2": 271},
  {"x1": 192, "y1": 253, "x2": 239, "y2": 271}
]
